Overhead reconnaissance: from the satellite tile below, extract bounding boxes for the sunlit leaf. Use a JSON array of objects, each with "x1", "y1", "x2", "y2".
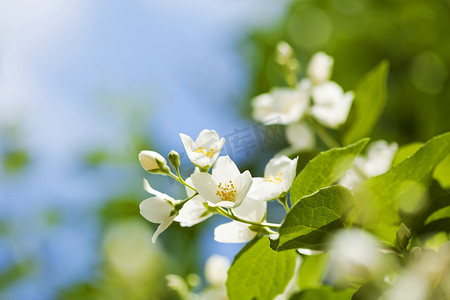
[
  {"x1": 290, "y1": 138, "x2": 368, "y2": 205},
  {"x1": 297, "y1": 253, "x2": 329, "y2": 290},
  {"x1": 353, "y1": 132, "x2": 450, "y2": 241},
  {"x1": 289, "y1": 287, "x2": 355, "y2": 300},
  {"x1": 425, "y1": 206, "x2": 450, "y2": 225},
  {"x1": 272, "y1": 185, "x2": 354, "y2": 251},
  {"x1": 227, "y1": 237, "x2": 297, "y2": 300},
  {"x1": 341, "y1": 61, "x2": 389, "y2": 145}
]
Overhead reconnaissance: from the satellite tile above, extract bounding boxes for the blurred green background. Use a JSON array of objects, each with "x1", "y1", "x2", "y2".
[{"x1": 1, "y1": 0, "x2": 449, "y2": 299}]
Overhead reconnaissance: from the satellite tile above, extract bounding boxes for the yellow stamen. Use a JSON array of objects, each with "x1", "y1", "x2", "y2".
[
  {"x1": 265, "y1": 172, "x2": 283, "y2": 183},
  {"x1": 195, "y1": 146, "x2": 215, "y2": 159},
  {"x1": 215, "y1": 180, "x2": 237, "y2": 202}
]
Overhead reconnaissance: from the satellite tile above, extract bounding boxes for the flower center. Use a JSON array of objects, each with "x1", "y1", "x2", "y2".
[
  {"x1": 265, "y1": 172, "x2": 283, "y2": 184},
  {"x1": 216, "y1": 180, "x2": 237, "y2": 202},
  {"x1": 195, "y1": 146, "x2": 215, "y2": 159}
]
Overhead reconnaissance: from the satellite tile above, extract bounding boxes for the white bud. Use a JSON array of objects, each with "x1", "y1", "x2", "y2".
[
  {"x1": 139, "y1": 150, "x2": 167, "y2": 173},
  {"x1": 307, "y1": 52, "x2": 334, "y2": 84},
  {"x1": 204, "y1": 254, "x2": 230, "y2": 286}
]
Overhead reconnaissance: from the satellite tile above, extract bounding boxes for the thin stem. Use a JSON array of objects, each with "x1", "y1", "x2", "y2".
[
  {"x1": 169, "y1": 172, "x2": 196, "y2": 191},
  {"x1": 216, "y1": 207, "x2": 281, "y2": 229},
  {"x1": 306, "y1": 115, "x2": 341, "y2": 149},
  {"x1": 174, "y1": 192, "x2": 199, "y2": 211},
  {"x1": 278, "y1": 195, "x2": 290, "y2": 212}
]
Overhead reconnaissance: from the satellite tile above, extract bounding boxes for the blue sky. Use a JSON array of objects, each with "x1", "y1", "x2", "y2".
[{"x1": 0, "y1": 0, "x2": 288, "y2": 298}]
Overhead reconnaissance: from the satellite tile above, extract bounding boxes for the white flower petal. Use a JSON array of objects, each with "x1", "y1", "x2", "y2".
[
  {"x1": 232, "y1": 170, "x2": 253, "y2": 207},
  {"x1": 204, "y1": 255, "x2": 230, "y2": 286},
  {"x1": 286, "y1": 122, "x2": 315, "y2": 151},
  {"x1": 152, "y1": 217, "x2": 175, "y2": 243},
  {"x1": 191, "y1": 172, "x2": 222, "y2": 205},
  {"x1": 247, "y1": 178, "x2": 282, "y2": 201},
  {"x1": 307, "y1": 52, "x2": 334, "y2": 84},
  {"x1": 139, "y1": 197, "x2": 173, "y2": 223},
  {"x1": 264, "y1": 155, "x2": 292, "y2": 178},
  {"x1": 311, "y1": 81, "x2": 354, "y2": 128},
  {"x1": 195, "y1": 129, "x2": 220, "y2": 147},
  {"x1": 282, "y1": 156, "x2": 298, "y2": 192},
  {"x1": 179, "y1": 133, "x2": 196, "y2": 152},
  {"x1": 180, "y1": 131, "x2": 224, "y2": 168},
  {"x1": 174, "y1": 195, "x2": 211, "y2": 227},
  {"x1": 233, "y1": 197, "x2": 266, "y2": 222},
  {"x1": 252, "y1": 87, "x2": 309, "y2": 125},
  {"x1": 214, "y1": 221, "x2": 257, "y2": 243},
  {"x1": 143, "y1": 179, "x2": 175, "y2": 202},
  {"x1": 212, "y1": 156, "x2": 241, "y2": 182},
  {"x1": 184, "y1": 176, "x2": 197, "y2": 198}
]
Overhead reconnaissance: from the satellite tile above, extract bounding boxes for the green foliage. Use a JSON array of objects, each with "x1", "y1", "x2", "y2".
[
  {"x1": 297, "y1": 253, "x2": 329, "y2": 290},
  {"x1": 3, "y1": 149, "x2": 29, "y2": 173},
  {"x1": 433, "y1": 154, "x2": 450, "y2": 189},
  {"x1": 392, "y1": 142, "x2": 422, "y2": 166},
  {"x1": 289, "y1": 287, "x2": 355, "y2": 300},
  {"x1": 290, "y1": 138, "x2": 369, "y2": 205},
  {"x1": 341, "y1": 61, "x2": 389, "y2": 145},
  {"x1": 353, "y1": 132, "x2": 450, "y2": 241},
  {"x1": 425, "y1": 206, "x2": 450, "y2": 225},
  {"x1": 272, "y1": 185, "x2": 354, "y2": 251},
  {"x1": 227, "y1": 238, "x2": 297, "y2": 300}
]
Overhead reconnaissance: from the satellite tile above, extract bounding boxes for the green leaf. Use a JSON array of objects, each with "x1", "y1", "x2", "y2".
[
  {"x1": 298, "y1": 253, "x2": 329, "y2": 290},
  {"x1": 272, "y1": 185, "x2": 354, "y2": 251},
  {"x1": 425, "y1": 206, "x2": 450, "y2": 225},
  {"x1": 290, "y1": 287, "x2": 355, "y2": 300},
  {"x1": 341, "y1": 61, "x2": 389, "y2": 145},
  {"x1": 392, "y1": 142, "x2": 422, "y2": 167},
  {"x1": 290, "y1": 138, "x2": 369, "y2": 205},
  {"x1": 433, "y1": 154, "x2": 450, "y2": 189},
  {"x1": 227, "y1": 238, "x2": 297, "y2": 300},
  {"x1": 353, "y1": 132, "x2": 450, "y2": 241}
]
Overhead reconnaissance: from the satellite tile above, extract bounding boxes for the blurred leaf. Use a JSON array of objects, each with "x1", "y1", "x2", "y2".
[
  {"x1": 392, "y1": 142, "x2": 422, "y2": 166},
  {"x1": 3, "y1": 149, "x2": 29, "y2": 173},
  {"x1": 351, "y1": 281, "x2": 389, "y2": 300},
  {"x1": 289, "y1": 287, "x2": 355, "y2": 300},
  {"x1": 290, "y1": 138, "x2": 368, "y2": 205},
  {"x1": 341, "y1": 61, "x2": 389, "y2": 145},
  {"x1": 84, "y1": 150, "x2": 109, "y2": 166},
  {"x1": 272, "y1": 185, "x2": 354, "y2": 251},
  {"x1": 0, "y1": 260, "x2": 34, "y2": 291},
  {"x1": 425, "y1": 206, "x2": 450, "y2": 225},
  {"x1": 298, "y1": 253, "x2": 329, "y2": 290},
  {"x1": 227, "y1": 237, "x2": 296, "y2": 300},
  {"x1": 353, "y1": 132, "x2": 450, "y2": 241},
  {"x1": 433, "y1": 154, "x2": 450, "y2": 189}
]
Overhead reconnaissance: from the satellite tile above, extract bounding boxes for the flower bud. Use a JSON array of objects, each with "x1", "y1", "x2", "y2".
[
  {"x1": 307, "y1": 52, "x2": 334, "y2": 84},
  {"x1": 168, "y1": 150, "x2": 180, "y2": 171},
  {"x1": 139, "y1": 150, "x2": 168, "y2": 173}
]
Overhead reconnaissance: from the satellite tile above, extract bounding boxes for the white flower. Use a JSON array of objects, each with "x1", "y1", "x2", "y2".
[
  {"x1": 247, "y1": 155, "x2": 298, "y2": 201},
  {"x1": 214, "y1": 197, "x2": 267, "y2": 243},
  {"x1": 329, "y1": 229, "x2": 383, "y2": 278},
  {"x1": 139, "y1": 150, "x2": 168, "y2": 173},
  {"x1": 339, "y1": 140, "x2": 398, "y2": 190},
  {"x1": 139, "y1": 179, "x2": 179, "y2": 243},
  {"x1": 180, "y1": 129, "x2": 226, "y2": 169},
  {"x1": 307, "y1": 52, "x2": 334, "y2": 85},
  {"x1": 191, "y1": 156, "x2": 253, "y2": 209},
  {"x1": 252, "y1": 87, "x2": 309, "y2": 125},
  {"x1": 310, "y1": 81, "x2": 354, "y2": 128},
  {"x1": 285, "y1": 122, "x2": 315, "y2": 152},
  {"x1": 204, "y1": 254, "x2": 230, "y2": 286},
  {"x1": 174, "y1": 176, "x2": 212, "y2": 227}
]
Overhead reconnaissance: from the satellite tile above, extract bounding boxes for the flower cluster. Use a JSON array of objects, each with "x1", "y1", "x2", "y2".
[
  {"x1": 252, "y1": 43, "x2": 354, "y2": 153},
  {"x1": 138, "y1": 129, "x2": 297, "y2": 244}
]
